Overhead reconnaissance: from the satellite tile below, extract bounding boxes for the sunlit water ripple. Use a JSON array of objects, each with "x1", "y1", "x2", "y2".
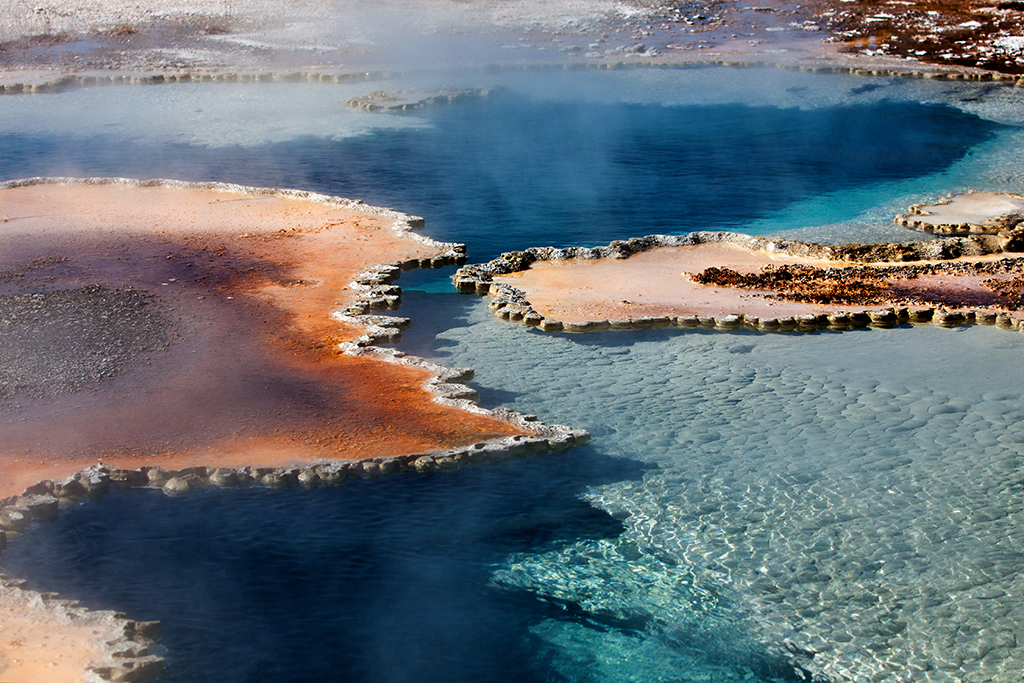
[
  {"x1": 2, "y1": 66, "x2": 1024, "y2": 682},
  {"x1": 399, "y1": 291, "x2": 1024, "y2": 682}
]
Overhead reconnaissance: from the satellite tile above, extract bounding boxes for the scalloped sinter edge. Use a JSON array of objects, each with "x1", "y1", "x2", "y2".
[
  {"x1": 0, "y1": 176, "x2": 589, "y2": 682},
  {"x1": 452, "y1": 231, "x2": 1024, "y2": 334},
  {"x1": 2, "y1": 62, "x2": 1022, "y2": 97}
]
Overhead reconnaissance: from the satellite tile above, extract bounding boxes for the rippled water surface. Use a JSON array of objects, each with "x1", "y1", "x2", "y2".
[
  {"x1": 3, "y1": 67, "x2": 1024, "y2": 682},
  {"x1": 398, "y1": 292, "x2": 1024, "y2": 682}
]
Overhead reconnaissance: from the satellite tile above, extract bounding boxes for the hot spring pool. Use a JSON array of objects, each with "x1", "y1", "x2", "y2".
[{"x1": 2, "y1": 65, "x2": 1024, "y2": 682}]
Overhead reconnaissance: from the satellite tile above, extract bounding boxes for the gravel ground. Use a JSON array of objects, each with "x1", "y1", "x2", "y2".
[
  {"x1": 0, "y1": 0, "x2": 687, "y2": 71},
  {"x1": 0, "y1": 0, "x2": 1020, "y2": 74},
  {"x1": 0, "y1": 285, "x2": 175, "y2": 401},
  {"x1": 810, "y1": 0, "x2": 1024, "y2": 74}
]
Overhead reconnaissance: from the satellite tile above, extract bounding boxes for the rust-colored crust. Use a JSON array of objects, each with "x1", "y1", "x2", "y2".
[{"x1": 0, "y1": 179, "x2": 529, "y2": 499}]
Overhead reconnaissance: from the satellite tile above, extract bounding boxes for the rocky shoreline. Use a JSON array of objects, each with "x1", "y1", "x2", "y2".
[
  {"x1": 0, "y1": 178, "x2": 589, "y2": 683},
  {"x1": 346, "y1": 87, "x2": 501, "y2": 112},
  {"x1": 0, "y1": 334, "x2": 587, "y2": 682}
]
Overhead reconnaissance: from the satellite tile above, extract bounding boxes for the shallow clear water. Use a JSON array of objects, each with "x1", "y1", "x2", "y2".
[
  {"x1": 3, "y1": 67, "x2": 1024, "y2": 682},
  {"x1": 398, "y1": 291, "x2": 1024, "y2": 682}
]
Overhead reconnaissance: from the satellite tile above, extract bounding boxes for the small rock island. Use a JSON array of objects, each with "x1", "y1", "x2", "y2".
[{"x1": 454, "y1": 192, "x2": 1024, "y2": 334}]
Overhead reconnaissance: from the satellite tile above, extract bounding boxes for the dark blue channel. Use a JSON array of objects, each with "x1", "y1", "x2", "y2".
[
  {"x1": 0, "y1": 90, "x2": 1003, "y2": 261},
  {"x1": 0, "y1": 452, "x2": 806, "y2": 683}
]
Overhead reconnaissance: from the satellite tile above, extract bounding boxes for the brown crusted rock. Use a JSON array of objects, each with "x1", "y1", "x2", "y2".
[
  {"x1": 546, "y1": 434, "x2": 576, "y2": 452},
  {"x1": 933, "y1": 309, "x2": 966, "y2": 327},
  {"x1": 261, "y1": 469, "x2": 298, "y2": 488},
  {"x1": 413, "y1": 456, "x2": 438, "y2": 473},
  {"x1": 109, "y1": 655, "x2": 166, "y2": 683},
  {"x1": 296, "y1": 469, "x2": 321, "y2": 488},
  {"x1": 78, "y1": 469, "x2": 111, "y2": 498},
  {"x1": 125, "y1": 620, "x2": 161, "y2": 641},
  {"x1": 53, "y1": 478, "x2": 87, "y2": 499},
  {"x1": 561, "y1": 321, "x2": 591, "y2": 333},
  {"x1": 315, "y1": 463, "x2": 351, "y2": 485},
  {"x1": 638, "y1": 316, "x2": 672, "y2": 329},
  {"x1": 524, "y1": 311, "x2": 544, "y2": 326},
  {"x1": 162, "y1": 477, "x2": 192, "y2": 496},
  {"x1": 908, "y1": 308, "x2": 934, "y2": 323},
  {"x1": 498, "y1": 250, "x2": 536, "y2": 272},
  {"x1": 794, "y1": 314, "x2": 819, "y2": 331},
  {"x1": 142, "y1": 467, "x2": 168, "y2": 486},
  {"x1": 453, "y1": 277, "x2": 478, "y2": 292},
  {"x1": 433, "y1": 455, "x2": 460, "y2": 472},
  {"x1": 848, "y1": 312, "x2": 871, "y2": 327},
  {"x1": 379, "y1": 459, "x2": 403, "y2": 475},
  {"x1": 21, "y1": 481, "x2": 55, "y2": 496},
  {"x1": 18, "y1": 494, "x2": 59, "y2": 521},
  {"x1": 208, "y1": 468, "x2": 242, "y2": 487},
  {"x1": 0, "y1": 506, "x2": 31, "y2": 531},
  {"x1": 1000, "y1": 228, "x2": 1024, "y2": 252},
  {"x1": 869, "y1": 309, "x2": 898, "y2": 325},
  {"x1": 109, "y1": 469, "x2": 149, "y2": 491},
  {"x1": 110, "y1": 643, "x2": 150, "y2": 658},
  {"x1": 715, "y1": 314, "x2": 743, "y2": 331}
]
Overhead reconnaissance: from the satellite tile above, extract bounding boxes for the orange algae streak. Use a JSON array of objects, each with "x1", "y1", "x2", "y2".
[{"x1": 0, "y1": 183, "x2": 522, "y2": 498}]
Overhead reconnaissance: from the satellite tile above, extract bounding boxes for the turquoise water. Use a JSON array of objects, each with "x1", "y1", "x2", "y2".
[
  {"x1": 399, "y1": 291, "x2": 1024, "y2": 682},
  {"x1": 3, "y1": 67, "x2": 1024, "y2": 682}
]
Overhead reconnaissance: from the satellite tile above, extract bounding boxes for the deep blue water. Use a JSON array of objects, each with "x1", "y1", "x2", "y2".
[
  {"x1": 3, "y1": 453, "x2": 669, "y2": 683},
  {"x1": 0, "y1": 86, "x2": 1004, "y2": 261},
  {"x1": 3, "y1": 70, "x2": 1024, "y2": 682}
]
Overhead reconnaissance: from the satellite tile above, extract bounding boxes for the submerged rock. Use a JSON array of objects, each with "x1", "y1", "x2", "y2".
[{"x1": 346, "y1": 88, "x2": 502, "y2": 112}]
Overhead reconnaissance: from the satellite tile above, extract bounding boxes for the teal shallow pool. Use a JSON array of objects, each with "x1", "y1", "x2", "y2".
[{"x1": 3, "y1": 66, "x2": 1024, "y2": 682}]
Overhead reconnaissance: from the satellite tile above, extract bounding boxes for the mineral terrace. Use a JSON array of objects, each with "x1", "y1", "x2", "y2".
[{"x1": 454, "y1": 193, "x2": 1024, "y2": 335}]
